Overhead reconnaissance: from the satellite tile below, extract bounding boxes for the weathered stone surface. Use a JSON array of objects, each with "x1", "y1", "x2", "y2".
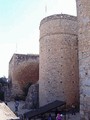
[
  {"x1": 76, "y1": 0, "x2": 90, "y2": 119},
  {"x1": 0, "y1": 102, "x2": 19, "y2": 120},
  {"x1": 24, "y1": 83, "x2": 39, "y2": 109},
  {"x1": 39, "y1": 14, "x2": 79, "y2": 106},
  {"x1": 8, "y1": 54, "x2": 39, "y2": 98}
]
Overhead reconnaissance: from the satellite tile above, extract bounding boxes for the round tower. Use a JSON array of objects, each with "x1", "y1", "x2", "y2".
[
  {"x1": 76, "y1": 0, "x2": 90, "y2": 119},
  {"x1": 39, "y1": 14, "x2": 79, "y2": 106}
]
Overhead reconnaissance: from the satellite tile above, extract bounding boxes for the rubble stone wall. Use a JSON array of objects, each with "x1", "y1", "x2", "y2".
[
  {"x1": 24, "y1": 83, "x2": 39, "y2": 109},
  {"x1": 39, "y1": 14, "x2": 79, "y2": 107},
  {"x1": 9, "y1": 54, "x2": 39, "y2": 99},
  {"x1": 76, "y1": 0, "x2": 90, "y2": 119}
]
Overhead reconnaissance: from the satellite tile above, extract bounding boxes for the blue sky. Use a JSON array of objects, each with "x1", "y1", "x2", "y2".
[
  {"x1": 0, "y1": 0, "x2": 42, "y2": 43},
  {"x1": 0, "y1": 0, "x2": 76, "y2": 77}
]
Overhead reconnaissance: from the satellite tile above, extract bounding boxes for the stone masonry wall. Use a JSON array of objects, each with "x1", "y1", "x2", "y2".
[
  {"x1": 24, "y1": 82, "x2": 39, "y2": 109},
  {"x1": 76, "y1": 0, "x2": 90, "y2": 119},
  {"x1": 9, "y1": 54, "x2": 39, "y2": 99},
  {"x1": 39, "y1": 14, "x2": 79, "y2": 107}
]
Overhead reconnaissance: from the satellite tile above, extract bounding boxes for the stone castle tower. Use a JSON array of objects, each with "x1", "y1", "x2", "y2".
[
  {"x1": 8, "y1": 1, "x2": 90, "y2": 119},
  {"x1": 76, "y1": 0, "x2": 90, "y2": 119},
  {"x1": 39, "y1": 14, "x2": 79, "y2": 107},
  {"x1": 9, "y1": 54, "x2": 39, "y2": 99}
]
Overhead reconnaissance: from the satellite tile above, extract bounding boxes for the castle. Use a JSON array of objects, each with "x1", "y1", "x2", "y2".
[{"x1": 8, "y1": 0, "x2": 90, "y2": 119}]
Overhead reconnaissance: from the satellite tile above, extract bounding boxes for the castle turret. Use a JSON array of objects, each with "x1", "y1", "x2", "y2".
[{"x1": 39, "y1": 14, "x2": 79, "y2": 106}]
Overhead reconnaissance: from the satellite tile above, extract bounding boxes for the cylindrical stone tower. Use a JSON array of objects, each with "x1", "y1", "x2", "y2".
[
  {"x1": 76, "y1": 0, "x2": 90, "y2": 119},
  {"x1": 39, "y1": 14, "x2": 79, "y2": 107}
]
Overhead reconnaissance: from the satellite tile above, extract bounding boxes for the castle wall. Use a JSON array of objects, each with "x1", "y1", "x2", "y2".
[
  {"x1": 39, "y1": 14, "x2": 79, "y2": 106},
  {"x1": 9, "y1": 54, "x2": 39, "y2": 98},
  {"x1": 76, "y1": 0, "x2": 90, "y2": 119},
  {"x1": 24, "y1": 83, "x2": 39, "y2": 109}
]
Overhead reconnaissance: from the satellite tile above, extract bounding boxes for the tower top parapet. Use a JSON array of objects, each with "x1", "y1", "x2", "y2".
[{"x1": 40, "y1": 14, "x2": 77, "y2": 26}]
